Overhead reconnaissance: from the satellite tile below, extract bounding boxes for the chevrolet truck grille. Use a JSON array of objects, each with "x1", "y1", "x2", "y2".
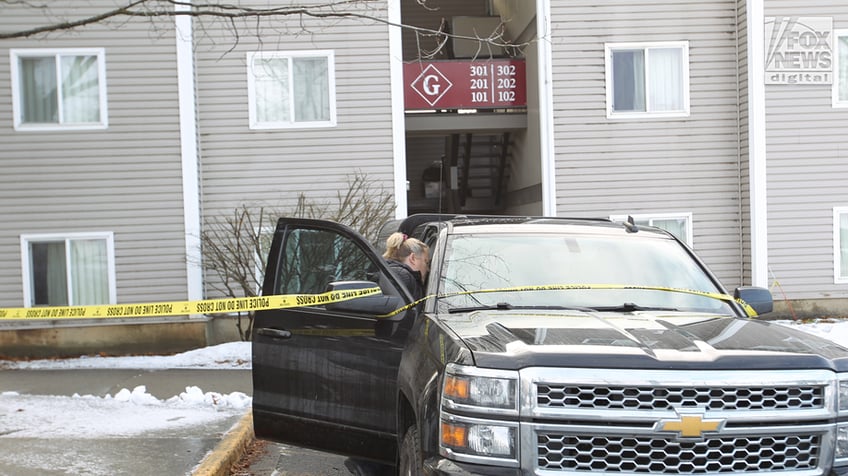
[
  {"x1": 536, "y1": 432, "x2": 821, "y2": 473},
  {"x1": 536, "y1": 383, "x2": 825, "y2": 410},
  {"x1": 519, "y1": 368, "x2": 838, "y2": 475}
]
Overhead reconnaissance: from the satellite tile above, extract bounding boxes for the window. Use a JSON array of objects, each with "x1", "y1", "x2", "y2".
[
  {"x1": 610, "y1": 213, "x2": 693, "y2": 246},
  {"x1": 834, "y1": 208, "x2": 848, "y2": 283},
  {"x1": 834, "y1": 30, "x2": 848, "y2": 107},
  {"x1": 277, "y1": 228, "x2": 374, "y2": 296},
  {"x1": 21, "y1": 233, "x2": 116, "y2": 307},
  {"x1": 605, "y1": 42, "x2": 690, "y2": 118},
  {"x1": 247, "y1": 50, "x2": 336, "y2": 129},
  {"x1": 10, "y1": 49, "x2": 108, "y2": 130}
]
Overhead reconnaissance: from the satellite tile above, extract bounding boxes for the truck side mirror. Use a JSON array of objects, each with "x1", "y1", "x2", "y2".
[
  {"x1": 325, "y1": 281, "x2": 403, "y2": 315},
  {"x1": 734, "y1": 286, "x2": 773, "y2": 316}
]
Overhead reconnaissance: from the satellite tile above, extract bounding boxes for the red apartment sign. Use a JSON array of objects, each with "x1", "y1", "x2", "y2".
[{"x1": 404, "y1": 59, "x2": 526, "y2": 110}]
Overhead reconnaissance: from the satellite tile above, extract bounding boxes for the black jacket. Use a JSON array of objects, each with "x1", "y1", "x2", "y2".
[{"x1": 385, "y1": 259, "x2": 424, "y2": 301}]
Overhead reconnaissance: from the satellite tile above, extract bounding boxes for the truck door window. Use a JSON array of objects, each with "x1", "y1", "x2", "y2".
[{"x1": 276, "y1": 228, "x2": 375, "y2": 296}]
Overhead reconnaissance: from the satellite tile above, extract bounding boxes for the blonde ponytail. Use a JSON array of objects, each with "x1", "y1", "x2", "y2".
[{"x1": 383, "y1": 232, "x2": 428, "y2": 261}]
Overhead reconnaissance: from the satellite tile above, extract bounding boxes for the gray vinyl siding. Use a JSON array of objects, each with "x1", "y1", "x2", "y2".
[
  {"x1": 549, "y1": 0, "x2": 746, "y2": 288},
  {"x1": 193, "y1": 2, "x2": 396, "y2": 297},
  {"x1": 764, "y1": 1, "x2": 848, "y2": 301},
  {"x1": 0, "y1": 2, "x2": 189, "y2": 307}
]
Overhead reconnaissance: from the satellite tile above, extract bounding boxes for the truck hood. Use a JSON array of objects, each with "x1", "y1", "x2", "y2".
[{"x1": 441, "y1": 310, "x2": 848, "y2": 371}]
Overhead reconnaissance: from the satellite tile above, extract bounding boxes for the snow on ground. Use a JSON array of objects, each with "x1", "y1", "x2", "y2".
[
  {"x1": 0, "y1": 342, "x2": 253, "y2": 439},
  {"x1": 773, "y1": 318, "x2": 848, "y2": 345},
  {"x1": 0, "y1": 320, "x2": 846, "y2": 440},
  {"x1": 0, "y1": 386, "x2": 251, "y2": 438}
]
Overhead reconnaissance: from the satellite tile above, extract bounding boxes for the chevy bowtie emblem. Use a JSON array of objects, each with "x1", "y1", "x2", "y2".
[{"x1": 655, "y1": 414, "x2": 724, "y2": 439}]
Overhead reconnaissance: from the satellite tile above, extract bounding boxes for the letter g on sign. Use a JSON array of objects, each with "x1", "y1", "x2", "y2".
[{"x1": 423, "y1": 75, "x2": 441, "y2": 95}]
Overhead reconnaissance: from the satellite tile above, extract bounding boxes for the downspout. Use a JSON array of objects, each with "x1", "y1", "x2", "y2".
[
  {"x1": 537, "y1": 0, "x2": 557, "y2": 216},
  {"x1": 388, "y1": 0, "x2": 408, "y2": 219},
  {"x1": 747, "y1": 0, "x2": 768, "y2": 287},
  {"x1": 176, "y1": 3, "x2": 204, "y2": 302}
]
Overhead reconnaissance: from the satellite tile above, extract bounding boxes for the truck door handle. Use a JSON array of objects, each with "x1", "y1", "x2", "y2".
[{"x1": 257, "y1": 328, "x2": 292, "y2": 339}]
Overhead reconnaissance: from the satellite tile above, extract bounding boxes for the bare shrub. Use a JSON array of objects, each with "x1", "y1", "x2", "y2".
[{"x1": 200, "y1": 172, "x2": 395, "y2": 340}]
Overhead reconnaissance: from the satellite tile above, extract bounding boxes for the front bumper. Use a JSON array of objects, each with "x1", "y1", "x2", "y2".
[
  {"x1": 425, "y1": 456, "x2": 848, "y2": 476},
  {"x1": 424, "y1": 457, "x2": 520, "y2": 476}
]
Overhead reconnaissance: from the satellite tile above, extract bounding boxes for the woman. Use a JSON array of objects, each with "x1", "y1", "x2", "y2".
[{"x1": 383, "y1": 232, "x2": 429, "y2": 301}]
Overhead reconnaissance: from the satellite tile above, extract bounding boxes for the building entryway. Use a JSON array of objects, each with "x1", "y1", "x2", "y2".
[{"x1": 398, "y1": 0, "x2": 544, "y2": 216}]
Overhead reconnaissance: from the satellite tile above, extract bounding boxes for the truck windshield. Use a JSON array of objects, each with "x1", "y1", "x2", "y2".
[{"x1": 438, "y1": 233, "x2": 736, "y2": 315}]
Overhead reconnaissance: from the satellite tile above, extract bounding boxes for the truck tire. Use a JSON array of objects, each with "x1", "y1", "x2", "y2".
[{"x1": 399, "y1": 425, "x2": 423, "y2": 476}]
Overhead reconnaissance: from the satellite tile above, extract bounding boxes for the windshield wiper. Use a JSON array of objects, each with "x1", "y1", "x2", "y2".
[
  {"x1": 590, "y1": 302, "x2": 679, "y2": 312},
  {"x1": 447, "y1": 302, "x2": 514, "y2": 313},
  {"x1": 447, "y1": 303, "x2": 595, "y2": 314}
]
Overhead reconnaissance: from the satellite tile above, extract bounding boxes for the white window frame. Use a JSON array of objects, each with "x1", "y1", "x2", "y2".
[
  {"x1": 609, "y1": 212, "x2": 694, "y2": 246},
  {"x1": 20, "y1": 232, "x2": 117, "y2": 307},
  {"x1": 604, "y1": 41, "x2": 691, "y2": 119},
  {"x1": 10, "y1": 48, "x2": 109, "y2": 131},
  {"x1": 834, "y1": 29, "x2": 848, "y2": 108},
  {"x1": 246, "y1": 50, "x2": 337, "y2": 130},
  {"x1": 834, "y1": 207, "x2": 848, "y2": 283}
]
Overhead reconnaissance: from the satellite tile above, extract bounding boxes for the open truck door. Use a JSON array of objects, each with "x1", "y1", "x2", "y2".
[{"x1": 251, "y1": 218, "x2": 413, "y2": 465}]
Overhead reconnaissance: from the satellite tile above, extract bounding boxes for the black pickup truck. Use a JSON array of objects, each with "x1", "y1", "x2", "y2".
[{"x1": 252, "y1": 215, "x2": 848, "y2": 475}]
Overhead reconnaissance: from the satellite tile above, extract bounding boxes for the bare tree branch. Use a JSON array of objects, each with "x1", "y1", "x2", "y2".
[
  {"x1": 1, "y1": 0, "x2": 147, "y2": 39},
  {"x1": 0, "y1": 0, "x2": 530, "y2": 58}
]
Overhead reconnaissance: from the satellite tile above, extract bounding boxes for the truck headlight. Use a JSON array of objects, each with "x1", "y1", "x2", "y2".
[
  {"x1": 440, "y1": 364, "x2": 520, "y2": 466},
  {"x1": 444, "y1": 373, "x2": 515, "y2": 409},
  {"x1": 838, "y1": 425, "x2": 848, "y2": 462},
  {"x1": 441, "y1": 418, "x2": 517, "y2": 458},
  {"x1": 442, "y1": 363, "x2": 518, "y2": 412}
]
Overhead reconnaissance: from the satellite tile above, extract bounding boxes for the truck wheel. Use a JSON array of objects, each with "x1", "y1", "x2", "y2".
[{"x1": 399, "y1": 425, "x2": 423, "y2": 476}]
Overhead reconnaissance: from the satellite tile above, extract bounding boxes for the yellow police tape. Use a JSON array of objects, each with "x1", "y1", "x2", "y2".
[
  {"x1": 0, "y1": 283, "x2": 756, "y2": 321},
  {"x1": 0, "y1": 287, "x2": 381, "y2": 320}
]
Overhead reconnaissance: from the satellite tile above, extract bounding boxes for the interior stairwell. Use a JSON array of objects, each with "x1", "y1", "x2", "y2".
[{"x1": 445, "y1": 132, "x2": 513, "y2": 214}]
